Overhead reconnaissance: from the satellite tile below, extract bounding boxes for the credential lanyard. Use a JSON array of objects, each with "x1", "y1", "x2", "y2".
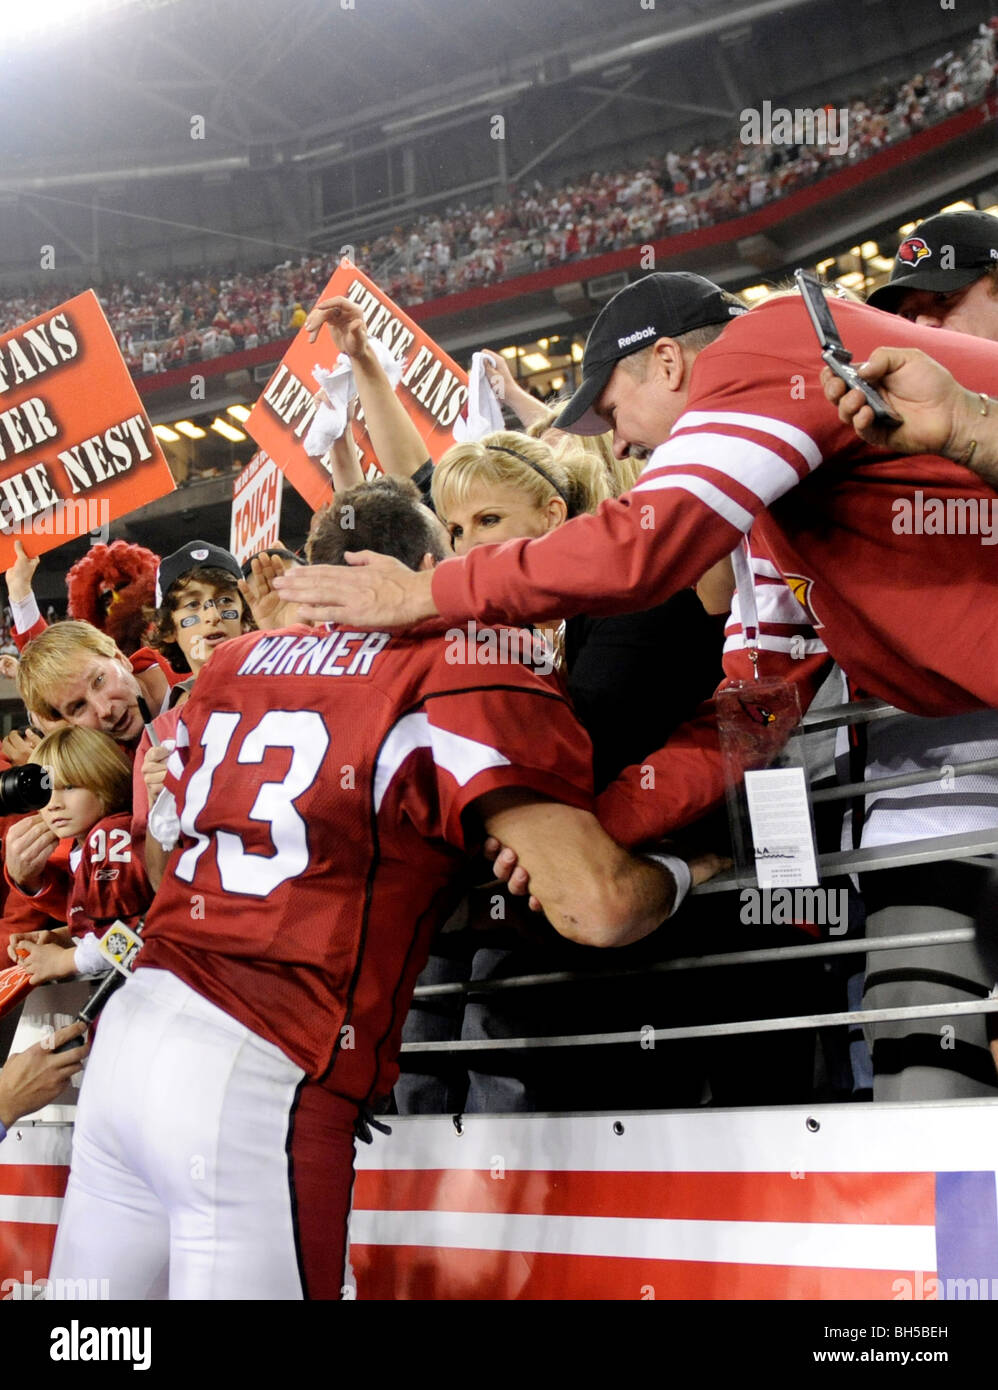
[{"x1": 729, "y1": 539, "x2": 760, "y2": 680}]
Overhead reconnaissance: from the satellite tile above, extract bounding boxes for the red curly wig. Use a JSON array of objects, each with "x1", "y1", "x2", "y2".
[{"x1": 66, "y1": 540, "x2": 161, "y2": 656}]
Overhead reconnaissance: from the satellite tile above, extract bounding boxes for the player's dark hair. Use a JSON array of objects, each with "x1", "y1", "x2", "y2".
[
  {"x1": 146, "y1": 565, "x2": 254, "y2": 673},
  {"x1": 308, "y1": 477, "x2": 448, "y2": 571}
]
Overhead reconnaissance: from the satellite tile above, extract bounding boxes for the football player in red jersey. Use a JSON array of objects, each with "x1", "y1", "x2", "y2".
[{"x1": 48, "y1": 477, "x2": 723, "y2": 1301}]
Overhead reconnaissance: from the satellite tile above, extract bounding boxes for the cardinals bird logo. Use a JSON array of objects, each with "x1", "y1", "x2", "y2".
[
  {"x1": 897, "y1": 236, "x2": 932, "y2": 266},
  {"x1": 739, "y1": 697, "x2": 777, "y2": 726}
]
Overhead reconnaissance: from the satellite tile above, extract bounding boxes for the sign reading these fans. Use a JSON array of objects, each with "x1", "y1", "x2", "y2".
[
  {"x1": 0, "y1": 291, "x2": 174, "y2": 569},
  {"x1": 230, "y1": 450, "x2": 283, "y2": 566},
  {"x1": 245, "y1": 260, "x2": 468, "y2": 511}
]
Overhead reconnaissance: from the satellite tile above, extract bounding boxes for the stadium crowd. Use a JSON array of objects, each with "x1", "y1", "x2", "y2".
[
  {"x1": 2, "y1": 102, "x2": 998, "y2": 1299},
  {"x1": 0, "y1": 23, "x2": 994, "y2": 379},
  {"x1": 5, "y1": 209, "x2": 998, "y2": 1130}
]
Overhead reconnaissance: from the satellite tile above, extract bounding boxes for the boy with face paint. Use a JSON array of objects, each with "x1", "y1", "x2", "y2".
[
  {"x1": 148, "y1": 543, "x2": 253, "y2": 684},
  {"x1": 133, "y1": 544, "x2": 255, "y2": 879}
]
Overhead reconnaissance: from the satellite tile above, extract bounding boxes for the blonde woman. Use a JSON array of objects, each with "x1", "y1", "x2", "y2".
[
  {"x1": 431, "y1": 428, "x2": 722, "y2": 787},
  {"x1": 399, "y1": 427, "x2": 724, "y2": 1116}
]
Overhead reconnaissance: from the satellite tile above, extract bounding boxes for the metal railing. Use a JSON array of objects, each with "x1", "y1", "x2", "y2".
[{"x1": 403, "y1": 696, "x2": 998, "y2": 1063}]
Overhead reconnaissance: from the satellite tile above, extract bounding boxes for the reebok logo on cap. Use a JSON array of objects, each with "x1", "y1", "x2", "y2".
[
  {"x1": 617, "y1": 326, "x2": 657, "y2": 349},
  {"x1": 555, "y1": 271, "x2": 742, "y2": 435}
]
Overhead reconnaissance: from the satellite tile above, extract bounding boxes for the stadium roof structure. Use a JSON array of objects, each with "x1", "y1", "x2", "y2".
[
  {"x1": 2, "y1": 0, "x2": 990, "y2": 183},
  {"x1": 0, "y1": 0, "x2": 993, "y2": 285}
]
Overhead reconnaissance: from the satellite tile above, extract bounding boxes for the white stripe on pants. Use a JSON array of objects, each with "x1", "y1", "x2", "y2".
[{"x1": 49, "y1": 967, "x2": 307, "y2": 1300}]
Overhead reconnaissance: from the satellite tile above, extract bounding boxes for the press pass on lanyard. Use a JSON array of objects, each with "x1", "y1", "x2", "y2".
[{"x1": 714, "y1": 542, "x2": 820, "y2": 890}]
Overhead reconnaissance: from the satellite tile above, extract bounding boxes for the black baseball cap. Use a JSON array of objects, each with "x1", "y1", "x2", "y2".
[
  {"x1": 866, "y1": 211, "x2": 998, "y2": 312},
  {"x1": 154, "y1": 541, "x2": 243, "y2": 607},
  {"x1": 555, "y1": 272, "x2": 749, "y2": 434}
]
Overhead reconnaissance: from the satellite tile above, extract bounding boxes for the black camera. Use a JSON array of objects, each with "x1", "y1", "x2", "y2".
[{"x1": 0, "y1": 762, "x2": 52, "y2": 814}]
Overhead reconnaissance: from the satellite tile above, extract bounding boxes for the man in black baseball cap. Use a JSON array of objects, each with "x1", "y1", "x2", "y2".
[
  {"x1": 866, "y1": 210, "x2": 998, "y2": 340},
  {"x1": 555, "y1": 271, "x2": 748, "y2": 443}
]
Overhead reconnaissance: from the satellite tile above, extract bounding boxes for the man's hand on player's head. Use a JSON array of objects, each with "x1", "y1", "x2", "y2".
[
  {"x1": 272, "y1": 551, "x2": 438, "y2": 630},
  {"x1": 821, "y1": 346, "x2": 986, "y2": 462}
]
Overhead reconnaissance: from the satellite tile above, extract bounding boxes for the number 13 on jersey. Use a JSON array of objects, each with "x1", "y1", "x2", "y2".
[{"x1": 172, "y1": 709, "x2": 331, "y2": 897}]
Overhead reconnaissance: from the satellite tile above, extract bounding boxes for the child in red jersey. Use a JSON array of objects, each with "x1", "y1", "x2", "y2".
[{"x1": 7, "y1": 728, "x2": 151, "y2": 984}]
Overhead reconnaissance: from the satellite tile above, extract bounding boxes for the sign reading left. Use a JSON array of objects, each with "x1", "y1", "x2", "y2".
[{"x1": 0, "y1": 290, "x2": 176, "y2": 568}]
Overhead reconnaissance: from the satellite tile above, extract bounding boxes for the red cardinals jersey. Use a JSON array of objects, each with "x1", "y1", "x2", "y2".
[
  {"x1": 432, "y1": 298, "x2": 998, "y2": 717},
  {"x1": 138, "y1": 622, "x2": 592, "y2": 1103},
  {"x1": 67, "y1": 812, "x2": 152, "y2": 936}
]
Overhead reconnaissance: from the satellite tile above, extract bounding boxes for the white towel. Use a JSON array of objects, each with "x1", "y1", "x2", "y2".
[
  {"x1": 302, "y1": 340, "x2": 405, "y2": 458},
  {"x1": 451, "y1": 351, "x2": 505, "y2": 442}
]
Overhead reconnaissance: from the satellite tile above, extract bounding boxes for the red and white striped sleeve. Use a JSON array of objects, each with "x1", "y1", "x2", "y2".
[{"x1": 430, "y1": 360, "x2": 828, "y2": 628}]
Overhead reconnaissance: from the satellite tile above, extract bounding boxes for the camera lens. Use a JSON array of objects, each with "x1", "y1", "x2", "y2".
[{"x1": 0, "y1": 763, "x2": 52, "y2": 814}]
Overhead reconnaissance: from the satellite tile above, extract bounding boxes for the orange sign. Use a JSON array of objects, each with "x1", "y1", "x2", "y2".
[
  {"x1": 246, "y1": 261, "x2": 469, "y2": 511},
  {"x1": 0, "y1": 290, "x2": 175, "y2": 570}
]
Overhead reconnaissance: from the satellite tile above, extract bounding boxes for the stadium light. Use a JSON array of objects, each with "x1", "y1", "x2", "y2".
[
  {"x1": 174, "y1": 420, "x2": 207, "y2": 440},
  {"x1": 211, "y1": 418, "x2": 246, "y2": 442},
  {"x1": 570, "y1": 343, "x2": 584, "y2": 363},
  {"x1": 5, "y1": 0, "x2": 139, "y2": 43},
  {"x1": 739, "y1": 285, "x2": 771, "y2": 303},
  {"x1": 521, "y1": 353, "x2": 551, "y2": 372},
  {"x1": 152, "y1": 425, "x2": 181, "y2": 444},
  {"x1": 226, "y1": 405, "x2": 252, "y2": 423}
]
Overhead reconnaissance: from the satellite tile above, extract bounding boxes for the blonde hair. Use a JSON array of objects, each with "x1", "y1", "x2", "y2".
[
  {"x1": 523, "y1": 411, "x2": 642, "y2": 496},
  {"x1": 431, "y1": 429, "x2": 612, "y2": 527},
  {"x1": 17, "y1": 621, "x2": 120, "y2": 722},
  {"x1": 30, "y1": 726, "x2": 133, "y2": 817}
]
